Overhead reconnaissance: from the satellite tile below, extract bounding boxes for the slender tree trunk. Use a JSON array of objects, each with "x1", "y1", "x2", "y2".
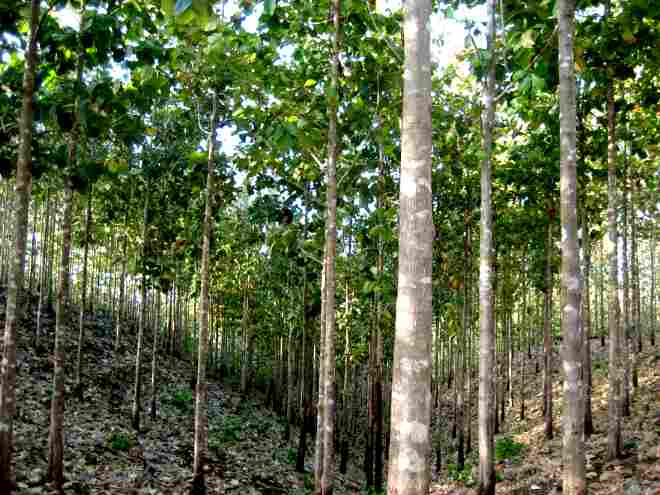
[
  {"x1": 478, "y1": 2, "x2": 497, "y2": 493},
  {"x1": 132, "y1": 192, "x2": 149, "y2": 432},
  {"x1": 621, "y1": 163, "x2": 631, "y2": 417},
  {"x1": 150, "y1": 290, "x2": 161, "y2": 421},
  {"x1": 47, "y1": 1, "x2": 87, "y2": 483},
  {"x1": 285, "y1": 322, "x2": 296, "y2": 441},
  {"x1": 582, "y1": 212, "x2": 594, "y2": 437},
  {"x1": 75, "y1": 187, "x2": 93, "y2": 389},
  {"x1": 28, "y1": 199, "x2": 37, "y2": 292},
  {"x1": 35, "y1": 187, "x2": 51, "y2": 348},
  {"x1": 339, "y1": 275, "x2": 352, "y2": 474},
  {"x1": 296, "y1": 193, "x2": 310, "y2": 473},
  {"x1": 115, "y1": 206, "x2": 129, "y2": 351},
  {"x1": 457, "y1": 212, "x2": 470, "y2": 470},
  {"x1": 193, "y1": 98, "x2": 217, "y2": 494},
  {"x1": 650, "y1": 216, "x2": 656, "y2": 347},
  {"x1": 315, "y1": 3, "x2": 340, "y2": 493},
  {"x1": 605, "y1": 29, "x2": 622, "y2": 459},
  {"x1": 0, "y1": 0, "x2": 39, "y2": 488},
  {"x1": 543, "y1": 210, "x2": 554, "y2": 440},
  {"x1": 600, "y1": 239, "x2": 606, "y2": 347},
  {"x1": 47, "y1": 176, "x2": 74, "y2": 490},
  {"x1": 386, "y1": 0, "x2": 433, "y2": 493},
  {"x1": 630, "y1": 180, "x2": 640, "y2": 384},
  {"x1": 558, "y1": 2, "x2": 586, "y2": 489},
  {"x1": 239, "y1": 284, "x2": 253, "y2": 396}
]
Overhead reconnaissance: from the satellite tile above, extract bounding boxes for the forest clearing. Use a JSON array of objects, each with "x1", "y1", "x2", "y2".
[{"x1": 1, "y1": 0, "x2": 659, "y2": 494}]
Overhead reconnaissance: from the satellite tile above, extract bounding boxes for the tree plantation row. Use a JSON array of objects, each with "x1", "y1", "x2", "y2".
[{"x1": 0, "y1": 0, "x2": 659, "y2": 495}]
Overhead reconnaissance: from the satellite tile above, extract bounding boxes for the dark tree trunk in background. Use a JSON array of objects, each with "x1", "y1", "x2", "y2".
[{"x1": 543, "y1": 209, "x2": 554, "y2": 441}]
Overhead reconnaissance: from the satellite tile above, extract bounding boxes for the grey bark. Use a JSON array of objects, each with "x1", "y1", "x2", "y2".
[
  {"x1": 558, "y1": 1, "x2": 586, "y2": 490},
  {"x1": 0, "y1": 0, "x2": 39, "y2": 488},
  {"x1": 477, "y1": 1, "x2": 497, "y2": 494},
  {"x1": 605, "y1": 42, "x2": 622, "y2": 461},
  {"x1": 132, "y1": 192, "x2": 149, "y2": 432},
  {"x1": 386, "y1": 0, "x2": 433, "y2": 493}
]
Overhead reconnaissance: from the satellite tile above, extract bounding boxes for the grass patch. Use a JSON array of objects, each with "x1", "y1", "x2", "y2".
[
  {"x1": 107, "y1": 431, "x2": 133, "y2": 451},
  {"x1": 446, "y1": 462, "x2": 475, "y2": 486},
  {"x1": 162, "y1": 388, "x2": 194, "y2": 412},
  {"x1": 495, "y1": 436, "x2": 524, "y2": 462}
]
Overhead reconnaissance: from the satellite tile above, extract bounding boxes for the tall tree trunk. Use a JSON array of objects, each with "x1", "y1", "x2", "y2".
[
  {"x1": 605, "y1": 24, "x2": 622, "y2": 459},
  {"x1": 456, "y1": 212, "x2": 470, "y2": 470},
  {"x1": 132, "y1": 192, "x2": 149, "y2": 432},
  {"x1": 630, "y1": 179, "x2": 640, "y2": 383},
  {"x1": 600, "y1": 239, "x2": 606, "y2": 347},
  {"x1": 47, "y1": 1, "x2": 86, "y2": 483},
  {"x1": 650, "y1": 215, "x2": 656, "y2": 347},
  {"x1": 46, "y1": 176, "x2": 74, "y2": 491},
  {"x1": 285, "y1": 322, "x2": 296, "y2": 441},
  {"x1": 193, "y1": 98, "x2": 217, "y2": 494},
  {"x1": 372, "y1": 102, "x2": 386, "y2": 494},
  {"x1": 35, "y1": 187, "x2": 51, "y2": 348},
  {"x1": 115, "y1": 201, "x2": 130, "y2": 352},
  {"x1": 582, "y1": 212, "x2": 594, "y2": 437},
  {"x1": 75, "y1": 186, "x2": 93, "y2": 389},
  {"x1": 339, "y1": 276, "x2": 352, "y2": 474},
  {"x1": 386, "y1": 0, "x2": 433, "y2": 493},
  {"x1": 478, "y1": 1, "x2": 497, "y2": 493},
  {"x1": 239, "y1": 283, "x2": 253, "y2": 397},
  {"x1": 150, "y1": 290, "x2": 161, "y2": 421},
  {"x1": 296, "y1": 191, "x2": 310, "y2": 473},
  {"x1": 621, "y1": 162, "x2": 631, "y2": 417},
  {"x1": 543, "y1": 209, "x2": 554, "y2": 440},
  {"x1": 0, "y1": 0, "x2": 39, "y2": 487},
  {"x1": 28, "y1": 200, "x2": 37, "y2": 292},
  {"x1": 315, "y1": 2, "x2": 340, "y2": 493},
  {"x1": 558, "y1": 2, "x2": 586, "y2": 490}
]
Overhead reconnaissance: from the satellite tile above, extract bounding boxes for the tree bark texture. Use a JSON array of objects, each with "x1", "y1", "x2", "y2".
[
  {"x1": 543, "y1": 211, "x2": 554, "y2": 441},
  {"x1": 193, "y1": 98, "x2": 217, "y2": 487},
  {"x1": 477, "y1": 1, "x2": 497, "y2": 493},
  {"x1": 0, "y1": 0, "x2": 39, "y2": 489},
  {"x1": 132, "y1": 193, "x2": 149, "y2": 432},
  {"x1": 47, "y1": 177, "x2": 74, "y2": 490},
  {"x1": 558, "y1": 1, "x2": 586, "y2": 490},
  {"x1": 605, "y1": 66, "x2": 622, "y2": 463},
  {"x1": 75, "y1": 187, "x2": 93, "y2": 387},
  {"x1": 386, "y1": 0, "x2": 433, "y2": 493}
]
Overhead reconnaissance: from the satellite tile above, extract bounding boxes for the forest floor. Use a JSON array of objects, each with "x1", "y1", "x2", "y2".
[
  {"x1": 2, "y1": 287, "x2": 659, "y2": 494},
  {"x1": 3, "y1": 289, "x2": 363, "y2": 495},
  {"x1": 430, "y1": 342, "x2": 660, "y2": 495}
]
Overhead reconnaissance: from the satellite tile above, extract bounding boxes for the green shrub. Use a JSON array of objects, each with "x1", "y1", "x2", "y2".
[
  {"x1": 273, "y1": 447, "x2": 297, "y2": 465},
  {"x1": 446, "y1": 462, "x2": 475, "y2": 486},
  {"x1": 108, "y1": 431, "x2": 132, "y2": 451},
  {"x1": 495, "y1": 436, "x2": 524, "y2": 462},
  {"x1": 163, "y1": 388, "x2": 193, "y2": 411},
  {"x1": 623, "y1": 438, "x2": 639, "y2": 450},
  {"x1": 222, "y1": 415, "x2": 242, "y2": 442}
]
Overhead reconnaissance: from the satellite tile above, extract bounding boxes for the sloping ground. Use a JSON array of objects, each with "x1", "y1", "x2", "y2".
[
  {"x1": 430, "y1": 343, "x2": 660, "y2": 495},
  {"x1": 2, "y1": 289, "x2": 365, "y2": 495},
  {"x1": 3, "y1": 287, "x2": 659, "y2": 495}
]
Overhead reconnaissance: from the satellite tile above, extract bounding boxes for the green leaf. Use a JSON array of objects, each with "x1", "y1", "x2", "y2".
[
  {"x1": 161, "y1": 0, "x2": 175, "y2": 15},
  {"x1": 304, "y1": 79, "x2": 316, "y2": 88},
  {"x1": 175, "y1": 0, "x2": 192, "y2": 16},
  {"x1": 520, "y1": 30, "x2": 535, "y2": 49}
]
